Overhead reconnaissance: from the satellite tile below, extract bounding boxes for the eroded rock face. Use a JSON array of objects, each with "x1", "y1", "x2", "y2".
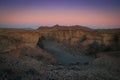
[
  {"x1": 0, "y1": 35, "x2": 22, "y2": 53},
  {"x1": 0, "y1": 29, "x2": 40, "y2": 51},
  {"x1": 0, "y1": 26, "x2": 120, "y2": 54},
  {"x1": 37, "y1": 25, "x2": 120, "y2": 53},
  {"x1": 0, "y1": 29, "x2": 57, "y2": 64}
]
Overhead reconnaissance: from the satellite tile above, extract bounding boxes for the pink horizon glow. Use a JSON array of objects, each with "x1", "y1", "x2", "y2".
[{"x1": 0, "y1": 9, "x2": 120, "y2": 28}]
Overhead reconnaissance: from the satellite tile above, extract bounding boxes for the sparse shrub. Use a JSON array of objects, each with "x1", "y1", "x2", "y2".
[
  {"x1": 104, "y1": 34, "x2": 120, "y2": 51},
  {"x1": 26, "y1": 68, "x2": 39, "y2": 75},
  {"x1": 37, "y1": 36, "x2": 46, "y2": 49},
  {"x1": 112, "y1": 34, "x2": 120, "y2": 51},
  {"x1": 79, "y1": 35, "x2": 87, "y2": 42},
  {"x1": 86, "y1": 41, "x2": 106, "y2": 55}
]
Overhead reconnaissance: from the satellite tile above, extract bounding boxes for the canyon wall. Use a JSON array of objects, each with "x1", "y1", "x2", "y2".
[
  {"x1": 0, "y1": 25, "x2": 120, "y2": 54},
  {"x1": 37, "y1": 25, "x2": 120, "y2": 53}
]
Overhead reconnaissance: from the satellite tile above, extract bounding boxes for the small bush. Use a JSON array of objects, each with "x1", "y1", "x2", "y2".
[
  {"x1": 37, "y1": 36, "x2": 46, "y2": 49},
  {"x1": 79, "y1": 35, "x2": 87, "y2": 42},
  {"x1": 86, "y1": 41, "x2": 106, "y2": 55}
]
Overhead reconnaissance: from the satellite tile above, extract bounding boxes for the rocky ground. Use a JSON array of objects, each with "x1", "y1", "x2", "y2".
[
  {"x1": 0, "y1": 51, "x2": 120, "y2": 80},
  {"x1": 0, "y1": 40, "x2": 120, "y2": 80}
]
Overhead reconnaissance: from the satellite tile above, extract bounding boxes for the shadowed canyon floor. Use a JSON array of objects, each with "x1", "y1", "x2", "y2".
[
  {"x1": 0, "y1": 25, "x2": 120, "y2": 80},
  {"x1": 42, "y1": 39, "x2": 94, "y2": 65}
]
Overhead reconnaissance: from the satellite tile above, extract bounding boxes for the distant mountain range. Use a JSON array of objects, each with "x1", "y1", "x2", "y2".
[{"x1": 0, "y1": 24, "x2": 119, "y2": 30}]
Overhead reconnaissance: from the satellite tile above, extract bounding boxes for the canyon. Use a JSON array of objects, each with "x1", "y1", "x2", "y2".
[
  {"x1": 0, "y1": 25, "x2": 120, "y2": 80},
  {"x1": 1, "y1": 25, "x2": 119, "y2": 52}
]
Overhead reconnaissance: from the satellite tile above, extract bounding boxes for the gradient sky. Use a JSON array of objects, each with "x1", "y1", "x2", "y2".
[{"x1": 0, "y1": 0, "x2": 120, "y2": 28}]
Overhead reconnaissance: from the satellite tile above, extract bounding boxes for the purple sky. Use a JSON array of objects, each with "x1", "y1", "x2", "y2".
[{"x1": 0, "y1": 0, "x2": 120, "y2": 28}]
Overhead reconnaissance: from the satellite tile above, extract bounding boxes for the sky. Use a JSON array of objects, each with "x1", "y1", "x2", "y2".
[{"x1": 0, "y1": 0, "x2": 120, "y2": 28}]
